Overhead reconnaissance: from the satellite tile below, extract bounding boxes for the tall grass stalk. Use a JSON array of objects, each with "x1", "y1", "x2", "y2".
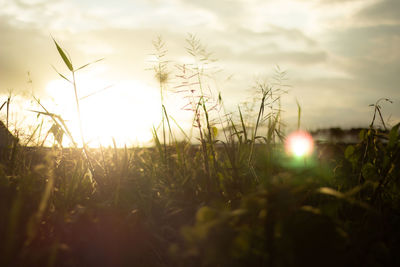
[
  {"x1": 296, "y1": 99, "x2": 301, "y2": 130},
  {"x1": 248, "y1": 84, "x2": 269, "y2": 167},
  {"x1": 51, "y1": 38, "x2": 103, "y2": 182},
  {"x1": 183, "y1": 34, "x2": 221, "y2": 192},
  {"x1": 152, "y1": 37, "x2": 168, "y2": 162},
  {"x1": 6, "y1": 93, "x2": 11, "y2": 129}
]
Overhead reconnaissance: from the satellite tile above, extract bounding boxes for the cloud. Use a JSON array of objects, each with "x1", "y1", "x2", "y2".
[
  {"x1": 357, "y1": 0, "x2": 400, "y2": 24},
  {"x1": 268, "y1": 25, "x2": 317, "y2": 46},
  {"x1": 326, "y1": 23, "x2": 400, "y2": 94},
  {"x1": 306, "y1": 25, "x2": 400, "y2": 127},
  {"x1": 301, "y1": 0, "x2": 366, "y2": 4},
  {"x1": 198, "y1": 26, "x2": 318, "y2": 56},
  {"x1": 0, "y1": 15, "x2": 54, "y2": 94},
  {"x1": 319, "y1": 0, "x2": 361, "y2": 3},
  {"x1": 285, "y1": 75, "x2": 399, "y2": 129},
  {"x1": 13, "y1": 0, "x2": 53, "y2": 9},
  {"x1": 181, "y1": 0, "x2": 245, "y2": 17},
  {"x1": 313, "y1": 0, "x2": 400, "y2": 122},
  {"x1": 0, "y1": 0, "x2": 399, "y2": 131},
  {"x1": 216, "y1": 47, "x2": 327, "y2": 66}
]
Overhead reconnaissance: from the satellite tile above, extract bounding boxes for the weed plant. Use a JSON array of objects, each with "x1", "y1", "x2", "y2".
[{"x1": 0, "y1": 36, "x2": 399, "y2": 267}]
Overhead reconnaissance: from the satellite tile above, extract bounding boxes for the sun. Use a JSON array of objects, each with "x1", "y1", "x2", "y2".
[
  {"x1": 285, "y1": 130, "x2": 314, "y2": 158},
  {"x1": 45, "y1": 77, "x2": 162, "y2": 147}
]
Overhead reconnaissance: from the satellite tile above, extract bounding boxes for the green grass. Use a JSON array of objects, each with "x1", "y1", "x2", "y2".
[{"x1": 0, "y1": 36, "x2": 399, "y2": 267}]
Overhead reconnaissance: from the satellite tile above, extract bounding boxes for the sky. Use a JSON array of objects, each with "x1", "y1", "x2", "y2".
[{"x1": 0, "y1": 0, "x2": 399, "y2": 146}]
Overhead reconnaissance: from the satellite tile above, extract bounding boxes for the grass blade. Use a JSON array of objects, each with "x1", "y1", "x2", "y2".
[
  {"x1": 52, "y1": 37, "x2": 73, "y2": 71},
  {"x1": 51, "y1": 65, "x2": 72, "y2": 83},
  {"x1": 75, "y1": 58, "x2": 105, "y2": 72}
]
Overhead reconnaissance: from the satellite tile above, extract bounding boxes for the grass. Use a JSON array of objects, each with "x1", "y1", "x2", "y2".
[{"x1": 0, "y1": 35, "x2": 399, "y2": 267}]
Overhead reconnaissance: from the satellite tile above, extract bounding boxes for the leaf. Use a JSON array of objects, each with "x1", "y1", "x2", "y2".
[
  {"x1": 317, "y1": 187, "x2": 345, "y2": 199},
  {"x1": 51, "y1": 65, "x2": 72, "y2": 83},
  {"x1": 212, "y1": 126, "x2": 218, "y2": 138},
  {"x1": 361, "y1": 163, "x2": 379, "y2": 181},
  {"x1": 80, "y1": 85, "x2": 113, "y2": 100},
  {"x1": 152, "y1": 126, "x2": 163, "y2": 158},
  {"x1": 388, "y1": 123, "x2": 400, "y2": 148},
  {"x1": 296, "y1": 98, "x2": 301, "y2": 130},
  {"x1": 318, "y1": 186, "x2": 373, "y2": 210},
  {"x1": 344, "y1": 145, "x2": 355, "y2": 160},
  {"x1": 52, "y1": 37, "x2": 73, "y2": 71},
  {"x1": 0, "y1": 101, "x2": 6, "y2": 111},
  {"x1": 238, "y1": 106, "x2": 247, "y2": 142},
  {"x1": 301, "y1": 205, "x2": 321, "y2": 215},
  {"x1": 75, "y1": 58, "x2": 105, "y2": 72},
  {"x1": 359, "y1": 129, "x2": 366, "y2": 141},
  {"x1": 196, "y1": 207, "x2": 217, "y2": 223}
]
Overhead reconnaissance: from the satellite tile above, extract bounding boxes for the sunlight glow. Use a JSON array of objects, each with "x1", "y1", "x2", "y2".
[
  {"x1": 285, "y1": 130, "x2": 314, "y2": 158},
  {"x1": 45, "y1": 78, "x2": 161, "y2": 147}
]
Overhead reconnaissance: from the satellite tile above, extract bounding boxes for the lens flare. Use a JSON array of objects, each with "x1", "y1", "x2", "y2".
[{"x1": 285, "y1": 131, "x2": 314, "y2": 157}]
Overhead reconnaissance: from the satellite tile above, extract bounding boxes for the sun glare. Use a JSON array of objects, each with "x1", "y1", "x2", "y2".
[
  {"x1": 45, "y1": 78, "x2": 162, "y2": 147},
  {"x1": 285, "y1": 130, "x2": 314, "y2": 158}
]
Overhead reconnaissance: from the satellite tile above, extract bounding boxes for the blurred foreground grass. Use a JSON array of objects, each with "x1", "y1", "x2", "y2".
[{"x1": 0, "y1": 123, "x2": 399, "y2": 267}]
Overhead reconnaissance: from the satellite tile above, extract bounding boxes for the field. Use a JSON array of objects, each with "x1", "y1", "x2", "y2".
[{"x1": 0, "y1": 37, "x2": 399, "y2": 267}]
